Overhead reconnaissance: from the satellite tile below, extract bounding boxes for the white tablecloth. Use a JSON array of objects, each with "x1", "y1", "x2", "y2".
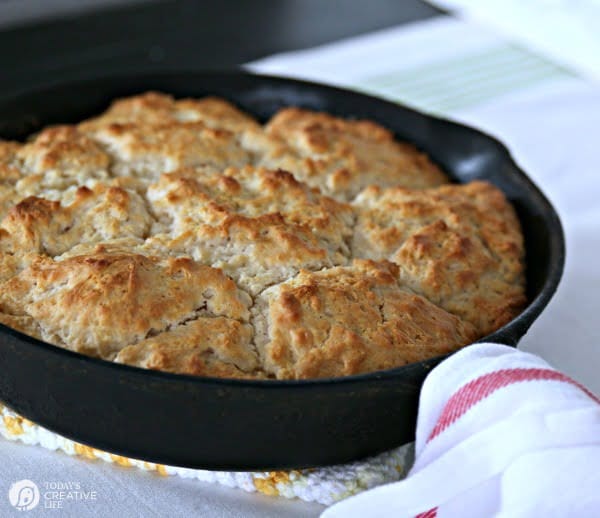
[{"x1": 2, "y1": 12, "x2": 599, "y2": 518}]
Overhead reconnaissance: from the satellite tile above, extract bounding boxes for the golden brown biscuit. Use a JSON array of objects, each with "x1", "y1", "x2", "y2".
[
  {"x1": 0, "y1": 253, "x2": 251, "y2": 359},
  {"x1": 0, "y1": 141, "x2": 25, "y2": 221},
  {"x1": 148, "y1": 166, "x2": 353, "y2": 248},
  {"x1": 263, "y1": 107, "x2": 448, "y2": 200},
  {"x1": 0, "y1": 141, "x2": 21, "y2": 174},
  {"x1": 79, "y1": 92, "x2": 269, "y2": 186},
  {"x1": 144, "y1": 165, "x2": 353, "y2": 293},
  {"x1": 0, "y1": 184, "x2": 153, "y2": 257},
  {"x1": 0, "y1": 187, "x2": 19, "y2": 228},
  {"x1": 14, "y1": 126, "x2": 112, "y2": 202},
  {"x1": 17, "y1": 126, "x2": 111, "y2": 177},
  {"x1": 0, "y1": 249, "x2": 37, "y2": 288},
  {"x1": 0, "y1": 313, "x2": 43, "y2": 341},
  {"x1": 0, "y1": 92, "x2": 526, "y2": 379},
  {"x1": 114, "y1": 318, "x2": 261, "y2": 379},
  {"x1": 352, "y1": 181, "x2": 526, "y2": 335},
  {"x1": 145, "y1": 214, "x2": 333, "y2": 296},
  {"x1": 80, "y1": 91, "x2": 260, "y2": 133},
  {"x1": 1, "y1": 127, "x2": 114, "y2": 220},
  {"x1": 253, "y1": 260, "x2": 477, "y2": 379},
  {"x1": 84, "y1": 121, "x2": 252, "y2": 182}
]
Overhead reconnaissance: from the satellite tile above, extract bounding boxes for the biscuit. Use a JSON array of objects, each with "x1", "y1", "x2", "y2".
[
  {"x1": 264, "y1": 108, "x2": 448, "y2": 200},
  {"x1": 252, "y1": 260, "x2": 477, "y2": 379},
  {"x1": 0, "y1": 93, "x2": 526, "y2": 379},
  {"x1": 1, "y1": 184, "x2": 153, "y2": 257},
  {"x1": 352, "y1": 181, "x2": 526, "y2": 335},
  {"x1": 79, "y1": 91, "x2": 260, "y2": 133},
  {"x1": 144, "y1": 165, "x2": 353, "y2": 293},
  {"x1": 0, "y1": 142, "x2": 25, "y2": 221},
  {"x1": 114, "y1": 318, "x2": 260, "y2": 378},
  {"x1": 0, "y1": 253, "x2": 251, "y2": 359},
  {"x1": 84, "y1": 121, "x2": 252, "y2": 182}
]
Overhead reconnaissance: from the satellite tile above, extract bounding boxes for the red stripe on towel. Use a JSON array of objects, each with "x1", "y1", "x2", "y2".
[{"x1": 428, "y1": 368, "x2": 600, "y2": 443}]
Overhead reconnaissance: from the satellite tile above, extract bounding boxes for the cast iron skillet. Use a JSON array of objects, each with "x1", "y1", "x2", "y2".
[{"x1": 0, "y1": 72, "x2": 564, "y2": 470}]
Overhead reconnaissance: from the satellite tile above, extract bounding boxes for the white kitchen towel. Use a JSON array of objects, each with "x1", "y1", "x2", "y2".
[{"x1": 323, "y1": 343, "x2": 600, "y2": 517}]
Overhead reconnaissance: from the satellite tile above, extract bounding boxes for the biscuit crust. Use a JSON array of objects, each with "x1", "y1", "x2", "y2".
[
  {"x1": 0, "y1": 252, "x2": 251, "y2": 360},
  {"x1": 264, "y1": 108, "x2": 448, "y2": 200},
  {"x1": 253, "y1": 260, "x2": 477, "y2": 379},
  {"x1": 352, "y1": 181, "x2": 525, "y2": 335},
  {"x1": 0, "y1": 93, "x2": 525, "y2": 379}
]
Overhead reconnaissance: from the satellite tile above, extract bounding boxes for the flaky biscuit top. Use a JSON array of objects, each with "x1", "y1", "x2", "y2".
[{"x1": 0, "y1": 92, "x2": 525, "y2": 379}]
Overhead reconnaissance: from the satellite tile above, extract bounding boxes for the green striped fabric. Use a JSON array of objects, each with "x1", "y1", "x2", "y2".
[{"x1": 352, "y1": 43, "x2": 572, "y2": 114}]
